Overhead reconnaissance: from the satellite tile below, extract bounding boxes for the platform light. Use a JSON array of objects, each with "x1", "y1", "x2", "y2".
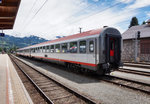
[{"x1": 0, "y1": 0, "x2": 2, "y2": 4}]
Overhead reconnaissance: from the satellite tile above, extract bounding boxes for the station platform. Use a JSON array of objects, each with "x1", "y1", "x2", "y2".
[{"x1": 0, "y1": 54, "x2": 33, "y2": 104}]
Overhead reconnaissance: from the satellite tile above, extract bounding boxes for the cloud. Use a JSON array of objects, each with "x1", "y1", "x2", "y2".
[
  {"x1": 42, "y1": 7, "x2": 137, "y2": 39},
  {"x1": 117, "y1": 0, "x2": 134, "y2": 4},
  {"x1": 93, "y1": 0, "x2": 99, "y2": 2},
  {"x1": 146, "y1": 11, "x2": 150, "y2": 17},
  {"x1": 4, "y1": 0, "x2": 139, "y2": 39},
  {"x1": 5, "y1": 0, "x2": 87, "y2": 36},
  {"x1": 128, "y1": 0, "x2": 150, "y2": 9}
]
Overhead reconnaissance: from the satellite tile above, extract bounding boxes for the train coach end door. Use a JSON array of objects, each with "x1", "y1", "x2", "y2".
[
  {"x1": 110, "y1": 38, "x2": 115, "y2": 63},
  {"x1": 106, "y1": 35, "x2": 121, "y2": 64}
]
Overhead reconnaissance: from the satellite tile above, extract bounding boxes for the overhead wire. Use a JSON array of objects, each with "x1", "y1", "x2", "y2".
[
  {"x1": 23, "y1": 1, "x2": 98, "y2": 32},
  {"x1": 46, "y1": 1, "x2": 122, "y2": 34},
  {"x1": 22, "y1": 0, "x2": 94, "y2": 32},
  {"x1": 48, "y1": 2, "x2": 149, "y2": 37},
  {"x1": 69, "y1": 2, "x2": 122, "y2": 25},
  {"x1": 20, "y1": 0, "x2": 39, "y2": 31},
  {"x1": 20, "y1": 1, "x2": 121, "y2": 35},
  {"x1": 19, "y1": 1, "x2": 147, "y2": 38},
  {"x1": 22, "y1": 0, "x2": 48, "y2": 31}
]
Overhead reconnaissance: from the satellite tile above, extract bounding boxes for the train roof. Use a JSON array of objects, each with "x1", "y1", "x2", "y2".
[
  {"x1": 17, "y1": 27, "x2": 121, "y2": 51},
  {"x1": 18, "y1": 28, "x2": 103, "y2": 51}
]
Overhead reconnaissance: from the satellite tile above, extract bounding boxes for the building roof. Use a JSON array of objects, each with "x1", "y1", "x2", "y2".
[
  {"x1": 0, "y1": 0, "x2": 21, "y2": 29},
  {"x1": 18, "y1": 28, "x2": 102, "y2": 50},
  {"x1": 146, "y1": 19, "x2": 150, "y2": 23},
  {"x1": 122, "y1": 24, "x2": 150, "y2": 40}
]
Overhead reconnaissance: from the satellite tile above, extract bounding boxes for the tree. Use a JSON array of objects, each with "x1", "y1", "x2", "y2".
[
  {"x1": 142, "y1": 21, "x2": 146, "y2": 25},
  {"x1": 0, "y1": 47, "x2": 2, "y2": 52},
  {"x1": 129, "y1": 17, "x2": 139, "y2": 28},
  {"x1": 8, "y1": 46, "x2": 18, "y2": 53}
]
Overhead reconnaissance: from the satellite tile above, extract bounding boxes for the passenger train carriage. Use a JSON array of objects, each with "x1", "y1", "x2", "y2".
[{"x1": 17, "y1": 27, "x2": 122, "y2": 75}]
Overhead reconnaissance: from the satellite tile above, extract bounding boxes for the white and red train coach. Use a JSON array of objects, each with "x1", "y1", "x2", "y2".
[{"x1": 17, "y1": 27, "x2": 122, "y2": 75}]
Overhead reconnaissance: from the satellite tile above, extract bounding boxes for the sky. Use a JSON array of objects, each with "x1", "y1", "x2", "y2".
[{"x1": 4, "y1": 0, "x2": 150, "y2": 39}]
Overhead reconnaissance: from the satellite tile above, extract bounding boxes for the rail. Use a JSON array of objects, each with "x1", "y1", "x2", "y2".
[{"x1": 9, "y1": 54, "x2": 98, "y2": 104}]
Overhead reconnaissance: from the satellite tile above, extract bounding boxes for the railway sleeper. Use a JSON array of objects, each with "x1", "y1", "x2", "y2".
[{"x1": 42, "y1": 87, "x2": 62, "y2": 92}]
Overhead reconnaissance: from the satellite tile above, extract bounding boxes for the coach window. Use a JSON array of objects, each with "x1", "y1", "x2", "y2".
[
  {"x1": 37, "y1": 47, "x2": 39, "y2": 53},
  {"x1": 89, "y1": 41, "x2": 94, "y2": 53},
  {"x1": 33, "y1": 48, "x2": 34, "y2": 53},
  {"x1": 70, "y1": 42, "x2": 77, "y2": 53},
  {"x1": 79, "y1": 40, "x2": 86, "y2": 53},
  {"x1": 33, "y1": 48, "x2": 35, "y2": 53},
  {"x1": 43, "y1": 46, "x2": 46, "y2": 53},
  {"x1": 34, "y1": 48, "x2": 36, "y2": 53},
  {"x1": 37, "y1": 48, "x2": 39, "y2": 53},
  {"x1": 37, "y1": 48, "x2": 38, "y2": 53},
  {"x1": 46, "y1": 46, "x2": 49, "y2": 53},
  {"x1": 40, "y1": 47, "x2": 42, "y2": 52},
  {"x1": 61, "y1": 43, "x2": 67, "y2": 53},
  {"x1": 35, "y1": 48, "x2": 36, "y2": 53},
  {"x1": 55, "y1": 44, "x2": 60, "y2": 53},
  {"x1": 31, "y1": 49, "x2": 33, "y2": 53},
  {"x1": 50, "y1": 45, "x2": 54, "y2": 53},
  {"x1": 38, "y1": 47, "x2": 40, "y2": 53},
  {"x1": 35, "y1": 48, "x2": 37, "y2": 53}
]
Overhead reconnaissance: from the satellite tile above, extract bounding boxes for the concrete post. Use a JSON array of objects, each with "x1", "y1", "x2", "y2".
[
  {"x1": 134, "y1": 31, "x2": 140, "y2": 63},
  {"x1": 134, "y1": 34, "x2": 138, "y2": 63}
]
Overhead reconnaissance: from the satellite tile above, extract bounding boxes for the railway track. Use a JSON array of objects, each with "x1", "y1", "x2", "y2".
[
  {"x1": 117, "y1": 68, "x2": 150, "y2": 77},
  {"x1": 123, "y1": 63, "x2": 150, "y2": 69},
  {"x1": 9, "y1": 55, "x2": 98, "y2": 104},
  {"x1": 12, "y1": 55, "x2": 150, "y2": 96},
  {"x1": 101, "y1": 75, "x2": 150, "y2": 94},
  {"x1": 124, "y1": 62, "x2": 150, "y2": 66}
]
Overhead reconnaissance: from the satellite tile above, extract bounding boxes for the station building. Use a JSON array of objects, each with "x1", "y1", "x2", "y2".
[{"x1": 122, "y1": 19, "x2": 150, "y2": 62}]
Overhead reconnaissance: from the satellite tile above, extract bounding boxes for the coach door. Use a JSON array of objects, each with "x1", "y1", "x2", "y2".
[
  {"x1": 88, "y1": 38, "x2": 97, "y2": 65},
  {"x1": 109, "y1": 38, "x2": 115, "y2": 63},
  {"x1": 106, "y1": 35, "x2": 120, "y2": 64}
]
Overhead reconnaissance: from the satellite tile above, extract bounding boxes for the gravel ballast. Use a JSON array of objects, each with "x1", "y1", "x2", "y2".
[{"x1": 15, "y1": 56, "x2": 150, "y2": 104}]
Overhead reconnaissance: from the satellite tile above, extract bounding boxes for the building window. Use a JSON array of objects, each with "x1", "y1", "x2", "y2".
[
  {"x1": 69, "y1": 42, "x2": 77, "y2": 53},
  {"x1": 62, "y1": 43, "x2": 68, "y2": 53},
  {"x1": 89, "y1": 41, "x2": 94, "y2": 53},
  {"x1": 79, "y1": 40, "x2": 86, "y2": 53},
  {"x1": 141, "y1": 42, "x2": 150, "y2": 54}
]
